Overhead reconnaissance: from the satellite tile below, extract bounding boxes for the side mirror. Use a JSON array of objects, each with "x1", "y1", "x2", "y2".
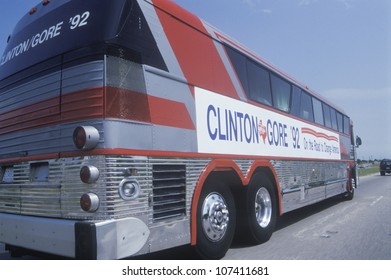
[{"x1": 356, "y1": 136, "x2": 362, "y2": 148}]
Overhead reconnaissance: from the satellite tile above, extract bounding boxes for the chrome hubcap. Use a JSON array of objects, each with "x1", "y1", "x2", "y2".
[
  {"x1": 255, "y1": 187, "x2": 272, "y2": 228},
  {"x1": 201, "y1": 193, "x2": 229, "y2": 242}
]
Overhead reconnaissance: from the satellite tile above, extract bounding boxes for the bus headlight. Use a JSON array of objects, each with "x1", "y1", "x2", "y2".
[
  {"x1": 80, "y1": 193, "x2": 100, "y2": 212},
  {"x1": 119, "y1": 179, "x2": 140, "y2": 201},
  {"x1": 73, "y1": 126, "x2": 100, "y2": 150}
]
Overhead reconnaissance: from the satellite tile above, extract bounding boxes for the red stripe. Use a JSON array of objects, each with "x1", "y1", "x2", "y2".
[
  {"x1": 148, "y1": 95, "x2": 195, "y2": 130},
  {"x1": 61, "y1": 87, "x2": 104, "y2": 122},
  {"x1": 105, "y1": 86, "x2": 195, "y2": 129},
  {"x1": 0, "y1": 88, "x2": 103, "y2": 136},
  {"x1": 60, "y1": 148, "x2": 350, "y2": 163},
  {"x1": 0, "y1": 86, "x2": 195, "y2": 136},
  {"x1": 105, "y1": 87, "x2": 151, "y2": 123},
  {"x1": 0, "y1": 97, "x2": 60, "y2": 135},
  {"x1": 154, "y1": 0, "x2": 239, "y2": 99}
]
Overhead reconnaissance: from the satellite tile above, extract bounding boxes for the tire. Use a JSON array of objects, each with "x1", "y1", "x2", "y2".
[
  {"x1": 380, "y1": 171, "x2": 385, "y2": 176},
  {"x1": 344, "y1": 185, "x2": 355, "y2": 200},
  {"x1": 343, "y1": 173, "x2": 355, "y2": 201},
  {"x1": 195, "y1": 179, "x2": 236, "y2": 259},
  {"x1": 238, "y1": 173, "x2": 277, "y2": 244}
]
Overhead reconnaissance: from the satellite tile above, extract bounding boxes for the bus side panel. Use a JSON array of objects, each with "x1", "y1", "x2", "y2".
[
  {"x1": 276, "y1": 161, "x2": 348, "y2": 213},
  {"x1": 152, "y1": 0, "x2": 239, "y2": 100}
]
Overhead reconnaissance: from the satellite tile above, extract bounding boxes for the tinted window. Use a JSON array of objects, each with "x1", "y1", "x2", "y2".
[
  {"x1": 290, "y1": 85, "x2": 301, "y2": 117},
  {"x1": 300, "y1": 91, "x2": 314, "y2": 122},
  {"x1": 271, "y1": 74, "x2": 291, "y2": 112},
  {"x1": 225, "y1": 46, "x2": 249, "y2": 94},
  {"x1": 322, "y1": 103, "x2": 332, "y2": 128},
  {"x1": 247, "y1": 61, "x2": 272, "y2": 106},
  {"x1": 330, "y1": 107, "x2": 338, "y2": 131},
  {"x1": 336, "y1": 112, "x2": 343, "y2": 133},
  {"x1": 343, "y1": 116, "x2": 350, "y2": 135},
  {"x1": 312, "y1": 98, "x2": 324, "y2": 125},
  {"x1": 290, "y1": 86, "x2": 315, "y2": 122}
]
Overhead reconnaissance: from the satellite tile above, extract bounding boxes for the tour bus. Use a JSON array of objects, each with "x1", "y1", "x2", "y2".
[{"x1": 0, "y1": 0, "x2": 361, "y2": 259}]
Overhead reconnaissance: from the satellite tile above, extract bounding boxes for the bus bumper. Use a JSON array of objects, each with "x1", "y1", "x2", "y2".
[{"x1": 0, "y1": 213, "x2": 150, "y2": 259}]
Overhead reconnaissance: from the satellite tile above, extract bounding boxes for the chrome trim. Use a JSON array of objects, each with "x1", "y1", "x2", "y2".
[
  {"x1": 151, "y1": 164, "x2": 186, "y2": 222},
  {"x1": 201, "y1": 192, "x2": 229, "y2": 242},
  {"x1": 255, "y1": 187, "x2": 272, "y2": 228},
  {"x1": 0, "y1": 213, "x2": 150, "y2": 259},
  {"x1": 118, "y1": 178, "x2": 141, "y2": 201},
  {"x1": 0, "y1": 213, "x2": 76, "y2": 258},
  {"x1": 61, "y1": 60, "x2": 104, "y2": 94}
]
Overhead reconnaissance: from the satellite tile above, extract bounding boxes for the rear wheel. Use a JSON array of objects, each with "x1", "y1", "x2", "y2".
[
  {"x1": 195, "y1": 180, "x2": 236, "y2": 259},
  {"x1": 238, "y1": 173, "x2": 277, "y2": 244}
]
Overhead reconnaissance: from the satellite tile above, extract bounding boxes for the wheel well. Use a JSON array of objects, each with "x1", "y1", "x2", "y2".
[
  {"x1": 203, "y1": 167, "x2": 281, "y2": 246},
  {"x1": 204, "y1": 170, "x2": 243, "y2": 193},
  {"x1": 204, "y1": 167, "x2": 280, "y2": 216},
  {"x1": 191, "y1": 170, "x2": 243, "y2": 246},
  {"x1": 191, "y1": 164, "x2": 281, "y2": 245}
]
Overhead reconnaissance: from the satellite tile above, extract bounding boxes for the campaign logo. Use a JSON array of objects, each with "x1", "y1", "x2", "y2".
[{"x1": 258, "y1": 120, "x2": 267, "y2": 144}]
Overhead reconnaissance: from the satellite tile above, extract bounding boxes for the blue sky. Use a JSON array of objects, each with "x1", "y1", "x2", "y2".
[{"x1": 0, "y1": 0, "x2": 390, "y2": 160}]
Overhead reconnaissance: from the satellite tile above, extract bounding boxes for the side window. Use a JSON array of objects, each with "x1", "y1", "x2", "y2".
[
  {"x1": 330, "y1": 107, "x2": 338, "y2": 131},
  {"x1": 270, "y1": 74, "x2": 291, "y2": 112},
  {"x1": 343, "y1": 116, "x2": 350, "y2": 135},
  {"x1": 322, "y1": 103, "x2": 332, "y2": 128},
  {"x1": 290, "y1": 86, "x2": 315, "y2": 122},
  {"x1": 225, "y1": 46, "x2": 249, "y2": 94},
  {"x1": 300, "y1": 91, "x2": 314, "y2": 122},
  {"x1": 312, "y1": 98, "x2": 324, "y2": 125},
  {"x1": 336, "y1": 112, "x2": 343, "y2": 133},
  {"x1": 247, "y1": 61, "x2": 272, "y2": 106},
  {"x1": 290, "y1": 85, "x2": 301, "y2": 117}
]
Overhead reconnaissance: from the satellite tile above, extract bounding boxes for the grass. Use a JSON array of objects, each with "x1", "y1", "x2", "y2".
[{"x1": 358, "y1": 165, "x2": 379, "y2": 177}]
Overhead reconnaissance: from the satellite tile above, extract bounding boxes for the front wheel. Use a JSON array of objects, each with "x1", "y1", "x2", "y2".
[
  {"x1": 195, "y1": 180, "x2": 236, "y2": 259},
  {"x1": 344, "y1": 182, "x2": 355, "y2": 200},
  {"x1": 344, "y1": 171, "x2": 356, "y2": 201}
]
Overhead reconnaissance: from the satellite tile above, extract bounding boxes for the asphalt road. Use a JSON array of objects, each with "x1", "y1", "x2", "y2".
[
  {"x1": 1, "y1": 174, "x2": 390, "y2": 260},
  {"x1": 225, "y1": 174, "x2": 391, "y2": 260}
]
